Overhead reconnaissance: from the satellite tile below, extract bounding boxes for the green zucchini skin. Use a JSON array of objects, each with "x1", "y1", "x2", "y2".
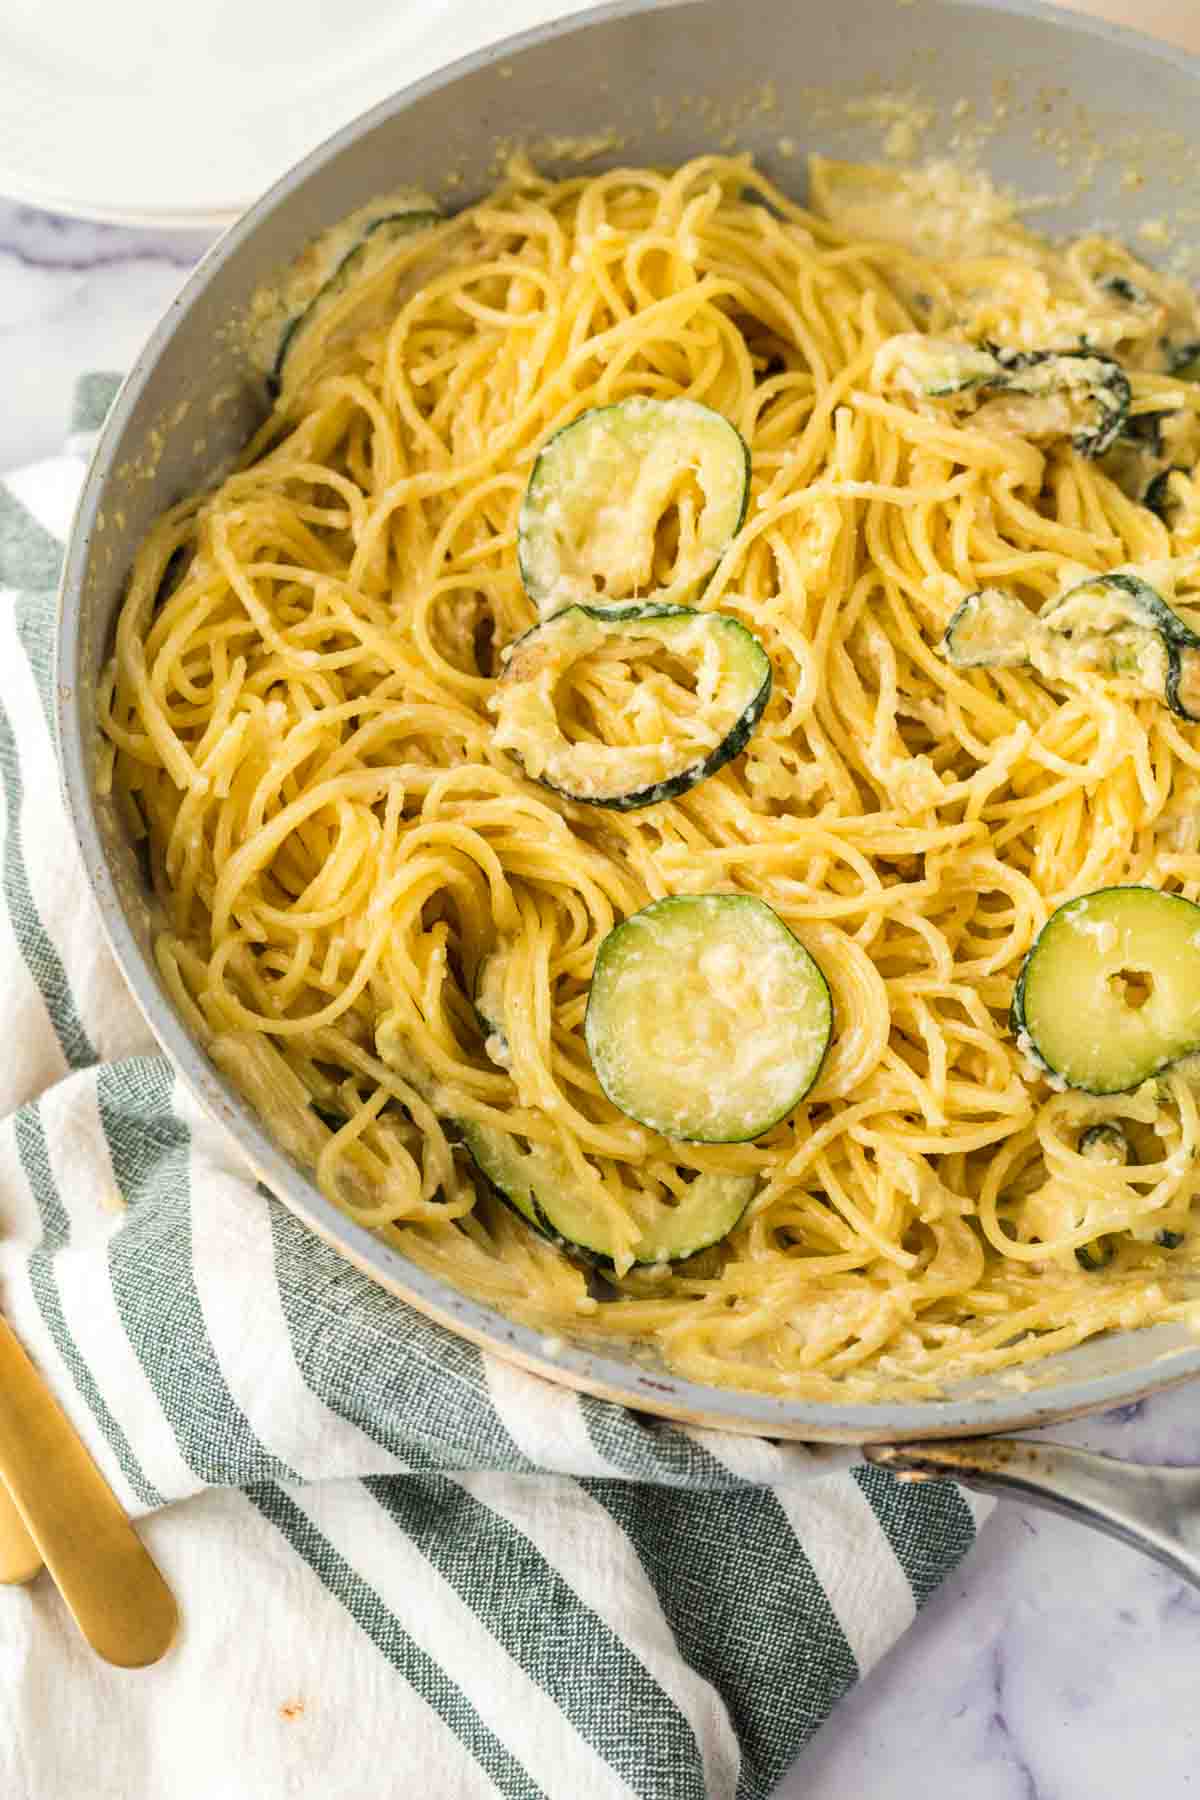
[
  {"x1": 1078, "y1": 1227, "x2": 1187, "y2": 1265},
  {"x1": 1039, "y1": 570, "x2": 1188, "y2": 646},
  {"x1": 1008, "y1": 960, "x2": 1032, "y2": 1062},
  {"x1": 491, "y1": 602, "x2": 772, "y2": 811},
  {"x1": 270, "y1": 209, "x2": 441, "y2": 395},
  {"x1": 940, "y1": 588, "x2": 1035, "y2": 668},
  {"x1": 1098, "y1": 420, "x2": 1164, "y2": 507},
  {"x1": 1097, "y1": 399, "x2": 1200, "y2": 513},
  {"x1": 1011, "y1": 885, "x2": 1200, "y2": 1094},
  {"x1": 584, "y1": 893, "x2": 832, "y2": 1143},
  {"x1": 457, "y1": 1121, "x2": 546, "y2": 1237},
  {"x1": 940, "y1": 570, "x2": 1200, "y2": 724},
  {"x1": 1166, "y1": 645, "x2": 1200, "y2": 724},
  {"x1": 1099, "y1": 274, "x2": 1149, "y2": 307},
  {"x1": 1145, "y1": 467, "x2": 1188, "y2": 525},
  {"x1": 1057, "y1": 574, "x2": 1200, "y2": 725},
  {"x1": 1077, "y1": 1121, "x2": 1129, "y2": 1164},
  {"x1": 986, "y1": 345, "x2": 1131, "y2": 458},
  {"x1": 457, "y1": 1119, "x2": 754, "y2": 1266},
  {"x1": 1144, "y1": 467, "x2": 1199, "y2": 544},
  {"x1": 311, "y1": 1100, "x2": 349, "y2": 1131},
  {"x1": 517, "y1": 397, "x2": 751, "y2": 615},
  {"x1": 1120, "y1": 410, "x2": 1168, "y2": 457},
  {"x1": 1168, "y1": 340, "x2": 1200, "y2": 382},
  {"x1": 1075, "y1": 1238, "x2": 1116, "y2": 1272},
  {"x1": 888, "y1": 336, "x2": 1131, "y2": 457}
]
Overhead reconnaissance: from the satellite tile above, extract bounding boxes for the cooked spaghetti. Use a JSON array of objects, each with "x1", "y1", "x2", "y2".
[{"x1": 100, "y1": 153, "x2": 1200, "y2": 1399}]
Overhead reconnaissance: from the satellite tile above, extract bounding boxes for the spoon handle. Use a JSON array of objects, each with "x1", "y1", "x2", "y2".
[
  {"x1": 0, "y1": 1475, "x2": 42, "y2": 1584},
  {"x1": 0, "y1": 1315, "x2": 178, "y2": 1664}
]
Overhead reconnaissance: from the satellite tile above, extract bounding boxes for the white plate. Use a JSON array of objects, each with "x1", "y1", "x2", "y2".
[
  {"x1": 0, "y1": 0, "x2": 593, "y2": 226},
  {"x1": 12, "y1": 1, "x2": 1197, "y2": 230}
]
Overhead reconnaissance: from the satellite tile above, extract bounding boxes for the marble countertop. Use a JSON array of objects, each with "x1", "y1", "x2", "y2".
[
  {"x1": 788, "y1": 1389, "x2": 1200, "y2": 1799},
  {"x1": 3, "y1": 163, "x2": 1199, "y2": 1798}
]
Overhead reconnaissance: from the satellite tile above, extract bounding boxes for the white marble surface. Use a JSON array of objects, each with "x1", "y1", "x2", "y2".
[
  {"x1": 784, "y1": 1390, "x2": 1200, "y2": 1799},
  {"x1": 3, "y1": 181, "x2": 1199, "y2": 1800},
  {"x1": 0, "y1": 203, "x2": 210, "y2": 472}
]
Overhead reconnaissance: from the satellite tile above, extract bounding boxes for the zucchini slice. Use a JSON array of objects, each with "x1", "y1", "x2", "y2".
[
  {"x1": 459, "y1": 1120, "x2": 754, "y2": 1264},
  {"x1": 1078, "y1": 1121, "x2": 1129, "y2": 1165},
  {"x1": 1042, "y1": 572, "x2": 1200, "y2": 722},
  {"x1": 1075, "y1": 1237, "x2": 1116, "y2": 1272},
  {"x1": 878, "y1": 336, "x2": 1002, "y2": 398},
  {"x1": 982, "y1": 347, "x2": 1131, "y2": 458},
  {"x1": 1101, "y1": 412, "x2": 1173, "y2": 502},
  {"x1": 491, "y1": 603, "x2": 771, "y2": 810},
  {"x1": 517, "y1": 398, "x2": 750, "y2": 615},
  {"x1": 940, "y1": 571, "x2": 1200, "y2": 722},
  {"x1": 1121, "y1": 411, "x2": 1168, "y2": 458},
  {"x1": 1168, "y1": 340, "x2": 1200, "y2": 382},
  {"x1": 940, "y1": 588, "x2": 1037, "y2": 668},
  {"x1": 1098, "y1": 273, "x2": 1150, "y2": 308},
  {"x1": 585, "y1": 894, "x2": 832, "y2": 1142},
  {"x1": 1012, "y1": 886, "x2": 1200, "y2": 1094},
  {"x1": 1100, "y1": 405, "x2": 1200, "y2": 511},
  {"x1": 272, "y1": 209, "x2": 440, "y2": 392},
  {"x1": 878, "y1": 336, "x2": 1130, "y2": 456},
  {"x1": 1146, "y1": 467, "x2": 1196, "y2": 531}
]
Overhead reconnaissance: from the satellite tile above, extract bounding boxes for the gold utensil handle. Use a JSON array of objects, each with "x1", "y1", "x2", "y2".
[
  {"x1": 0, "y1": 1316, "x2": 178, "y2": 1665},
  {"x1": 0, "y1": 1475, "x2": 42, "y2": 1585}
]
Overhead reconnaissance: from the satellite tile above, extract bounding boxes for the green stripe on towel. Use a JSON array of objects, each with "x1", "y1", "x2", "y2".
[
  {"x1": 97, "y1": 1058, "x2": 300, "y2": 1488},
  {"x1": 852, "y1": 1462, "x2": 977, "y2": 1609},
  {"x1": 268, "y1": 1198, "x2": 537, "y2": 1475},
  {"x1": 366, "y1": 1471, "x2": 708, "y2": 1800},
  {"x1": 584, "y1": 1477, "x2": 859, "y2": 1800},
  {"x1": 13, "y1": 1100, "x2": 163, "y2": 1508},
  {"x1": 0, "y1": 485, "x2": 62, "y2": 592},
  {"x1": 247, "y1": 1479, "x2": 544, "y2": 1800},
  {"x1": 0, "y1": 698, "x2": 95, "y2": 1067}
]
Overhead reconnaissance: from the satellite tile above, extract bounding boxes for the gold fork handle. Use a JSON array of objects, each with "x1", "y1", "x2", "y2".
[
  {"x1": 0, "y1": 1316, "x2": 178, "y2": 1665},
  {"x1": 0, "y1": 1475, "x2": 42, "y2": 1584}
]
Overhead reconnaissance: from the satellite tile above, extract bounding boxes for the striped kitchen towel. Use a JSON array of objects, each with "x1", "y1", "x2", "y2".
[{"x1": 0, "y1": 377, "x2": 988, "y2": 1800}]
